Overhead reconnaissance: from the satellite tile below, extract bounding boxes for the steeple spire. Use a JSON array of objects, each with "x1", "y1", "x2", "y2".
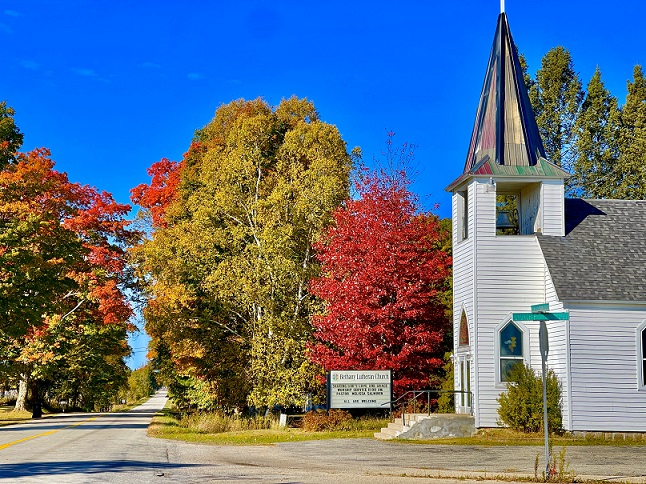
[{"x1": 463, "y1": 12, "x2": 546, "y2": 173}]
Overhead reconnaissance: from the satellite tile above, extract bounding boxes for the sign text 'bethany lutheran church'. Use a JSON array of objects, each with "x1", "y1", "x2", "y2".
[{"x1": 327, "y1": 370, "x2": 392, "y2": 410}]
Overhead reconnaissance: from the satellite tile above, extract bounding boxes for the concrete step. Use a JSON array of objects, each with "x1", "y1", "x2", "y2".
[
  {"x1": 375, "y1": 413, "x2": 475, "y2": 441},
  {"x1": 374, "y1": 423, "x2": 405, "y2": 440},
  {"x1": 373, "y1": 431, "x2": 394, "y2": 440},
  {"x1": 399, "y1": 413, "x2": 431, "y2": 426},
  {"x1": 382, "y1": 425, "x2": 403, "y2": 436},
  {"x1": 375, "y1": 417, "x2": 423, "y2": 440}
]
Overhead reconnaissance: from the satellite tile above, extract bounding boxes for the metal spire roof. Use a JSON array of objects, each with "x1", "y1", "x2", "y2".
[{"x1": 463, "y1": 12, "x2": 546, "y2": 172}]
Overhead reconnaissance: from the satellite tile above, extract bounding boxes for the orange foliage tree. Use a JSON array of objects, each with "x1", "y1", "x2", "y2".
[{"x1": 0, "y1": 148, "x2": 134, "y2": 412}]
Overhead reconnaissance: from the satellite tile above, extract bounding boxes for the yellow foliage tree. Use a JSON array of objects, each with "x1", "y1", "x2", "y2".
[{"x1": 132, "y1": 97, "x2": 353, "y2": 409}]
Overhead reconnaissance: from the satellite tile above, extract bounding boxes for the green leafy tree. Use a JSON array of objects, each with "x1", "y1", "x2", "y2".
[
  {"x1": 132, "y1": 97, "x2": 353, "y2": 410},
  {"x1": 121, "y1": 364, "x2": 158, "y2": 403},
  {"x1": 573, "y1": 67, "x2": 621, "y2": 198},
  {"x1": 614, "y1": 65, "x2": 646, "y2": 199},
  {"x1": 497, "y1": 363, "x2": 562, "y2": 434},
  {"x1": 436, "y1": 352, "x2": 455, "y2": 413},
  {"x1": 0, "y1": 101, "x2": 23, "y2": 167},
  {"x1": 529, "y1": 47, "x2": 584, "y2": 179},
  {"x1": 31, "y1": 319, "x2": 130, "y2": 411}
]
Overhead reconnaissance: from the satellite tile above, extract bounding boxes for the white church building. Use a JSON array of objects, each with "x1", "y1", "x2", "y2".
[{"x1": 447, "y1": 11, "x2": 646, "y2": 432}]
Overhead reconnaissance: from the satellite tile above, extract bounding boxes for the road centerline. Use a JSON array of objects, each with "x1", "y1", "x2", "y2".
[{"x1": 0, "y1": 415, "x2": 100, "y2": 452}]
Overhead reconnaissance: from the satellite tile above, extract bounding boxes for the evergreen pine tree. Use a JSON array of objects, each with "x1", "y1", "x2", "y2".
[
  {"x1": 615, "y1": 65, "x2": 646, "y2": 199},
  {"x1": 0, "y1": 101, "x2": 23, "y2": 168},
  {"x1": 573, "y1": 67, "x2": 621, "y2": 198},
  {"x1": 518, "y1": 53, "x2": 534, "y2": 91},
  {"x1": 529, "y1": 47, "x2": 584, "y2": 183}
]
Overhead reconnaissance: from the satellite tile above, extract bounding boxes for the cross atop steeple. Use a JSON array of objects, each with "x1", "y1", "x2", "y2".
[{"x1": 500, "y1": 0, "x2": 505, "y2": 13}]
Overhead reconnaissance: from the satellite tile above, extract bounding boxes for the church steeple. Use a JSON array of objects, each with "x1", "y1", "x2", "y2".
[{"x1": 463, "y1": 12, "x2": 546, "y2": 172}]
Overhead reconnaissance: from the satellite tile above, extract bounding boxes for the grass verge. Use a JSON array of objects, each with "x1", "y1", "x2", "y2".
[
  {"x1": 389, "y1": 427, "x2": 646, "y2": 447},
  {"x1": 147, "y1": 408, "x2": 387, "y2": 445},
  {"x1": 0, "y1": 405, "x2": 33, "y2": 426},
  {"x1": 147, "y1": 408, "x2": 646, "y2": 447}
]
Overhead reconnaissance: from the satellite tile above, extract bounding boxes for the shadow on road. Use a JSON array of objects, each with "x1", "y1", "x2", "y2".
[
  {"x1": 0, "y1": 459, "x2": 204, "y2": 478},
  {"x1": 0, "y1": 410, "x2": 161, "y2": 432},
  {"x1": 0, "y1": 423, "x2": 152, "y2": 432}
]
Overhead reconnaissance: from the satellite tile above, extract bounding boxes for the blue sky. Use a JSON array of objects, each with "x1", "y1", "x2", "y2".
[{"x1": 2, "y1": 1, "x2": 644, "y2": 368}]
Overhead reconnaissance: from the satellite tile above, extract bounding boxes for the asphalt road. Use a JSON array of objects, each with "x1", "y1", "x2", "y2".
[{"x1": 1, "y1": 391, "x2": 645, "y2": 483}]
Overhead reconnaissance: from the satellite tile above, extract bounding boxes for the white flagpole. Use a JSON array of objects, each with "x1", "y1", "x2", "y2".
[{"x1": 501, "y1": 0, "x2": 505, "y2": 13}]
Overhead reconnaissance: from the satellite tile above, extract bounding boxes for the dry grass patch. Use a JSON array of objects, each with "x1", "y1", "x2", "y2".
[
  {"x1": 148, "y1": 409, "x2": 388, "y2": 445},
  {"x1": 0, "y1": 405, "x2": 33, "y2": 426}
]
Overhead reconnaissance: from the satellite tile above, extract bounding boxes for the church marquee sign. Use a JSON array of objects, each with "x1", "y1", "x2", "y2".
[{"x1": 327, "y1": 370, "x2": 392, "y2": 410}]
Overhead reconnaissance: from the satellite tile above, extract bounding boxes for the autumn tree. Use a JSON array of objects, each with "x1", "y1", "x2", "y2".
[
  {"x1": 529, "y1": 47, "x2": 584, "y2": 178},
  {"x1": 0, "y1": 148, "x2": 133, "y2": 413},
  {"x1": 308, "y1": 169, "x2": 451, "y2": 393},
  {"x1": 131, "y1": 97, "x2": 353, "y2": 409},
  {"x1": 130, "y1": 157, "x2": 182, "y2": 229},
  {"x1": 573, "y1": 67, "x2": 621, "y2": 198}
]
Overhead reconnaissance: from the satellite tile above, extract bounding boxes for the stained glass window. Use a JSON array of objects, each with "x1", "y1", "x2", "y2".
[
  {"x1": 459, "y1": 311, "x2": 469, "y2": 346},
  {"x1": 499, "y1": 322, "x2": 523, "y2": 382}
]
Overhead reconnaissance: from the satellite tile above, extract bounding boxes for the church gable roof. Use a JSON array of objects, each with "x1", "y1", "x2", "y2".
[
  {"x1": 538, "y1": 199, "x2": 646, "y2": 302},
  {"x1": 463, "y1": 12, "x2": 546, "y2": 172}
]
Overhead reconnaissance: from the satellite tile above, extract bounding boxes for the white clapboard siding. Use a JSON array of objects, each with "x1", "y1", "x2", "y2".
[
  {"x1": 542, "y1": 260, "x2": 571, "y2": 428},
  {"x1": 452, "y1": 181, "x2": 477, "y2": 413},
  {"x1": 451, "y1": 178, "x2": 570, "y2": 428},
  {"x1": 566, "y1": 304, "x2": 646, "y2": 432},
  {"x1": 545, "y1": 318, "x2": 570, "y2": 430},
  {"x1": 452, "y1": 180, "x2": 475, "y2": 338},
  {"x1": 541, "y1": 181, "x2": 565, "y2": 236},
  {"x1": 471, "y1": 179, "x2": 549, "y2": 426},
  {"x1": 544, "y1": 265, "x2": 562, "y2": 310}
]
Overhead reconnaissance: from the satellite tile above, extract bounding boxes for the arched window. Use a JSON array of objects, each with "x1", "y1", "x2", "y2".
[
  {"x1": 499, "y1": 321, "x2": 523, "y2": 382},
  {"x1": 459, "y1": 310, "x2": 469, "y2": 346}
]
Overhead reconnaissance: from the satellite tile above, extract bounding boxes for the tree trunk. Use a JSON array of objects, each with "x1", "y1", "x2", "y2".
[
  {"x1": 31, "y1": 379, "x2": 42, "y2": 418},
  {"x1": 13, "y1": 374, "x2": 28, "y2": 412}
]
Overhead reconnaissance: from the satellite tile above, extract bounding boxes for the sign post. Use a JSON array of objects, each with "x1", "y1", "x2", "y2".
[{"x1": 539, "y1": 321, "x2": 550, "y2": 478}]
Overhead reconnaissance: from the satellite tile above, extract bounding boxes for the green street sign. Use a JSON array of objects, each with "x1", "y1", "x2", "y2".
[
  {"x1": 512, "y1": 312, "x2": 569, "y2": 321},
  {"x1": 531, "y1": 303, "x2": 550, "y2": 313}
]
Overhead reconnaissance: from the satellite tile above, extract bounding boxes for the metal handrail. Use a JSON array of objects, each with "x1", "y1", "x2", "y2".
[{"x1": 383, "y1": 389, "x2": 473, "y2": 427}]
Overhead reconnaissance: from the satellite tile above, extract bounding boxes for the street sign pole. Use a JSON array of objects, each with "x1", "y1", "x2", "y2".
[{"x1": 539, "y1": 321, "x2": 550, "y2": 478}]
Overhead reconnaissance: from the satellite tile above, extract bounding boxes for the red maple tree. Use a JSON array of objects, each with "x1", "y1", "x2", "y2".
[
  {"x1": 130, "y1": 141, "x2": 205, "y2": 229},
  {"x1": 308, "y1": 170, "x2": 451, "y2": 393},
  {"x1": 130, "y1": 157, "x2": 183, "y2": 229},
  {"x1": 0, "y1": 148, "x2": 133, "y2": 331}
]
